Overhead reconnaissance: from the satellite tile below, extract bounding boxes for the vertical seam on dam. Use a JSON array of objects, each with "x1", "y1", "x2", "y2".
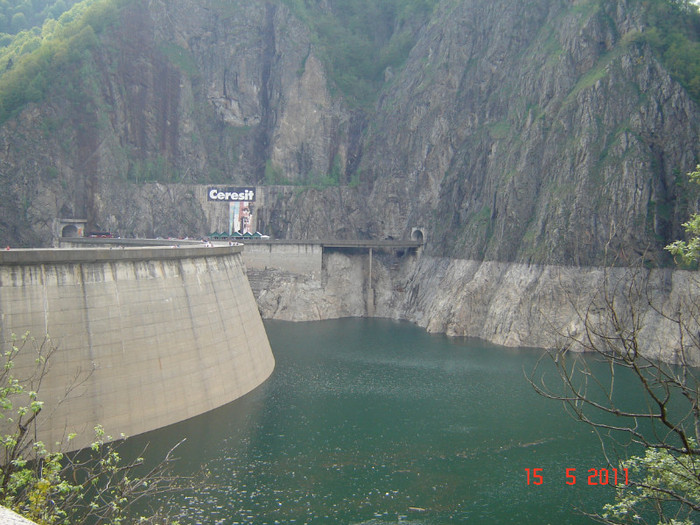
[
  {"x1": 41, "y1": 264, "x2": 48, "y2": 336},
  {"x1": 205, "y1": 257, "x2": 227, "y2": 343},
  {"x1": 226, "y1": 255, "x2": 251, "y2": 383},
  {"x1": 79, "y1": 263, "x2": 95, "y2": 362},
  {"x1": 110, "y1": 262, "x2": 126, "y2": 357},
  {"x1": 178, "y1": 257, "x2": 213, "y2": 404}
]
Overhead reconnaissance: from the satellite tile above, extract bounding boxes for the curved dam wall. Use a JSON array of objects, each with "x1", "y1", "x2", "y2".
[{"x1": 0, "y1": 246, "x2": 275, "y2": 451}]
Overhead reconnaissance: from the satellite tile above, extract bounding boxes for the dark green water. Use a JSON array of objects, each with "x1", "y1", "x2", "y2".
[{"x1": 133, "y1": 318, "x2": 621, "y2": 524}]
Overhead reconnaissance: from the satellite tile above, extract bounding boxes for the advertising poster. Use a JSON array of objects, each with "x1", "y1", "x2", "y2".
[{"x1": 208, "y1": 187, "x2": 256, "y2": 236}]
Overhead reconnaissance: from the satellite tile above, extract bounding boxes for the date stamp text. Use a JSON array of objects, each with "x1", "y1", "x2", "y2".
[{"x1": 525, "y1": 467, "x2": 629, "y2": 486}]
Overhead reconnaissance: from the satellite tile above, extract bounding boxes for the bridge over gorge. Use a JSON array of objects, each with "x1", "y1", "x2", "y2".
[
  {"x1": 57, "y1": 236, "x2": 424, "y2": 252},
  {"x1": 241, "y1": 238, "x2": 422, "y2": 276}
]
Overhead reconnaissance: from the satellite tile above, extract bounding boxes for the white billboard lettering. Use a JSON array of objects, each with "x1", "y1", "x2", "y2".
[{"x1": 207, "y1": 187, "x2": 256, "y2": 202}]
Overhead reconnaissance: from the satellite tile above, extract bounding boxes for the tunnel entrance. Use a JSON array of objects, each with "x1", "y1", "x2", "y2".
[
  {"x1": 53, "y1": 218, "x2": 87, "y2": 246},
  {"x1": 61, "y1": 224, "x2": 80, "y2": 237},
  {"x1": 411, "y1": 228, "x2": 425, "y2": 244}
]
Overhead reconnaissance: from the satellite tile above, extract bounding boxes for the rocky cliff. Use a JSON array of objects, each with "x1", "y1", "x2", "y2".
[
  {"x1": 356, "y1": 0, "x2": 700, "y2": 265},
  {"x1": 1, "y1": 0, "x2": 700, "y2": 358},
  {"x1": 249, "y1": 248, "x2": 700, "y2": 364},
  {"x1": 0, "y1": 0, "x2": 358, "y2": 244},
  {"x1": 2, "y1": 0, "x2": 699, "y2": 266}
]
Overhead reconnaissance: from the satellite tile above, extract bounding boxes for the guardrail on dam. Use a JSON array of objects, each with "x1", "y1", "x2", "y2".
[{"x1": 0, "y1": 246, "x2": 275, "y2": 451}]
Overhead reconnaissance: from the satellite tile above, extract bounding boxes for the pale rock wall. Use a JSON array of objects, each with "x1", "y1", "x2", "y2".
[
  {"x1": 377, "y1": 256, "x2": 700, "y2": 365},
  {"x1": 0, "y1": 247, "x2": 275, "y2": 451},
  {"x1": 249, "y1": 250, "x2": 700, "y2": 365},
  {"x1": 249, "y1": 250, "x2": 367, "y2": 322}
]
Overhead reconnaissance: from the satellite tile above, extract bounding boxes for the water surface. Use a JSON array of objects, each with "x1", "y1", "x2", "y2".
[{"x1": 135, "y1": 318, "x2": 619, "y2": 524}]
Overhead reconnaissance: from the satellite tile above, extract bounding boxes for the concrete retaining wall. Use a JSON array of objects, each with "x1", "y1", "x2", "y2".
[
  {"x1": 0, "y1": 246, "x2": 275, "y2": 451},
  {"x1": 242, "y1": 241, "x2": 323, "y2": 275}
]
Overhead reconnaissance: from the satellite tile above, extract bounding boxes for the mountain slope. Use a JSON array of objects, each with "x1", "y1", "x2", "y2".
[
  {"x1": 355, "y1": 0, "x2": 700, "y2": 265},
  {"x1": 0, "y1": 0, "x2": 698, "y2": 267}
]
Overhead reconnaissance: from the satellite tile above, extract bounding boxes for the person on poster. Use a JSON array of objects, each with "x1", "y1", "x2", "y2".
[{"x1": 241, "y1": 204, "x2": 251, "y2": 234}]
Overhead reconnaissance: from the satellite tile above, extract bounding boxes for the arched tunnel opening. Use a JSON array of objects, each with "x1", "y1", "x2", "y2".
[
  {"x1": 61, "y1": 224, "x2": 80, "y2": 238},
  {"x1": 411, "y1": 228, "x2": 425, "y2": 244}
]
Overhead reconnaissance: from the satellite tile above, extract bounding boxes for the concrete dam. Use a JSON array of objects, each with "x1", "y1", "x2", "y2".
[{"x1": 0, "y1": 245, "x2": 275, "y2": 451}]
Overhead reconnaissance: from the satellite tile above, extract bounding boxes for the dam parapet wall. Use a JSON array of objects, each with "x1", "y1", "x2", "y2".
[
  {"x1": 242, "y1": 241, "x2": 323, "y2": 275},
  {"x1": 0, "y1": 246, "x2": 275, "y2": 451}
]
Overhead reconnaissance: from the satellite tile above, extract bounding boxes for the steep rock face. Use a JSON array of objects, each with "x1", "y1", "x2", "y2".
[
  {"x1": 0, "y1": 0, "x2": 699, "y2": 360},
  {"x1": 249, "y1": 251, "x2": 368, "y2": 321},
  {"x1": 0, "y1": 0, "x2": 357, "y2": 243},
  {"x1": 356, "y1": 0, "x2": 700, "y2": 265},
  {"x1": 147, "y1": 0, "x2": 354, "y2": 181},
  {"x1": 2, "y1": 0, "x2": 699, "y2": 263},
  {"x1": 258, "y1": 185, "x2": 371, "y2": 240}
]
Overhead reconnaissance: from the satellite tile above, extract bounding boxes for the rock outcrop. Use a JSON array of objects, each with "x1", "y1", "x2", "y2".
[
  {"x1": 241, "y1": 0, "x2": 700, "y2": 266},
  {"x1": 0, "y1": 0, "x2": 358, "y2": 244},
  {"x1": 3, "y1": 0, "x2": 700, "y2": 264},
  {"x1": 249, "y1": 249, "x2": 700, "y2": 365},
  {"x1": 1, "y1": 0, "x2": 700, "y2": 359},
  {"x1": 357, "y1": 0, "x2": 700, "y2": 265}
]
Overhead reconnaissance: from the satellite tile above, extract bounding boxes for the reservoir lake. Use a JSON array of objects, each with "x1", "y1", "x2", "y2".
[{"x1": 131, "y1": 318, "x2": 623, "y2": 524}]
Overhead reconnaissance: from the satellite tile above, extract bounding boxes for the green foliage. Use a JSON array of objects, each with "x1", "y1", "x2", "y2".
[
  {"x1": 264, "y1": 155, "x2": 357, "y2": 188},
  {"x1": 279, "y1": 0, "x2": 438, "y2": 109},
  {"x1": 603, "y1": 445, "x2": 700, "y2": 525},
  {"x1": 328, "y1": 153, "x2": 342, "y2": 184},
  {"x1": 488, "y1": 119, "x2": 511, "y2": 140},
  {"x1": 0, "y1": 0, "x2": 80, "y2": 36},
  {"x1": 665, "y1": 165, "x2": 700, "y2": 263},
  {"x1": 264, "y1": 160, "x2": 286, "y2": 185},
  {"x1": 636, "y1": 0, "x2": 700, "y2": 102},
  {"x1": 301, "y1": 170, "x2": 338, "y2": 189},
  {"x1": 348, "y1": 169, "x2": 361, "y2": 188},
  {"x1": 0, "y1": 332, "x2": 184, "y2": 524},
  {"x1": 0, "y1": 0, "x2": 126, "y2": 123},
  {"x1": 158, "y1": 42, "x2": 199, "y2": 78},
  {"x1": 128, "y1": 155, "x2": 182, "y2": 184}
]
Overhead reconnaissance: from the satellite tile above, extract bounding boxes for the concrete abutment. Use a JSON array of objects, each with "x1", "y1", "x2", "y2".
[
  {"x1": 0, "y1": 246, "x2": 275, "y2": 451},
  {"x1": 244, "y1": 240, "x2": 421, "y2": 320}
]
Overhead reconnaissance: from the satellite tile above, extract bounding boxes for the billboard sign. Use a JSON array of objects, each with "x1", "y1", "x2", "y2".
[{"x1": 207, "y1": 187, "x2": 256, "y2": 202}]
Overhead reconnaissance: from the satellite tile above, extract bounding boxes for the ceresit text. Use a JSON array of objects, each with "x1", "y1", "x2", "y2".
[{"x1": 208, "y1": 187, "x2": 256, "y2": 202}]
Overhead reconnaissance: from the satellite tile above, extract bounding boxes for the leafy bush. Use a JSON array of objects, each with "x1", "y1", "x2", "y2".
[
  {"x1": 603, "y1": 445, "x2": 700, "y2": 525},
  {"x1": 0, "y1": 332, "x2": 185, "y2": 524},
  {"x1": 0, "y1": 0, "x2": 81, "y2": 36},
  {"x1": 0, "y1": 0, "x2": 126, "y2": 123},
  {"x1": 666, "y1": 165, "x2": 700, "y2": 264}
]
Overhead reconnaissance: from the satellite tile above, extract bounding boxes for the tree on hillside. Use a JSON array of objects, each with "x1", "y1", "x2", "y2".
[
  {"x1": 529, "y1": 166, "x2": 700, "y2": 524},
  {"x1": 0, "y1": 332, "x2": 187, "y2": 524}
]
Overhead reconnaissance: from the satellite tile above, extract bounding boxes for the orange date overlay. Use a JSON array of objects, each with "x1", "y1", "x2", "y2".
[{"x1": 525, "y1": 468, "x2": 629, "y2": 486}]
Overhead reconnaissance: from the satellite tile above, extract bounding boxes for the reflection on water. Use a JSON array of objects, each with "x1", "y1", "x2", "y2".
[{"x1": 128, "y1": 318, "x2": 618, "y2": 524}]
